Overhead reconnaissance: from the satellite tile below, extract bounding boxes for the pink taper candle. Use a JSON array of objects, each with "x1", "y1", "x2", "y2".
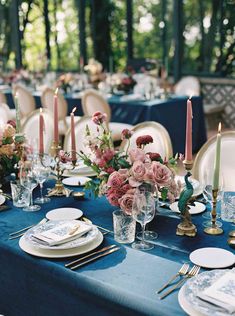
[
  {"x1": 39, "y1": 108, "x2": 44, "y2": 155},
  {"x1": 185, "y1": 98, "x2": 193, "y2": 161},
  {"x1": 54, "y1": 88, "x2": 59, "y2": 145},
  {"x1": 71, "y1": 107, "x2": 76, "y2": 162}
]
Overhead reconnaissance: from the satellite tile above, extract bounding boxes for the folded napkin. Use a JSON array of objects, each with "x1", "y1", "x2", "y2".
[
  {"x1": 32, "y1": 221, "x2": 92, "y2": 246},
  {"x1": 197, "y1": 269, "x2": 235, "y2": 314}
]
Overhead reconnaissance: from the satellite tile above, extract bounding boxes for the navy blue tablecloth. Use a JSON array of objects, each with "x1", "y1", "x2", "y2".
[
  {"x1": 4, "y1": 90, "x2": 206, "y2": 155},
  {"x1": 0, "y1": 181, "x2": 234, "y2": 316}
]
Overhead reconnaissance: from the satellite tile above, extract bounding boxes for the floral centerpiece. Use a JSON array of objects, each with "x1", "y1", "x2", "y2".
[
  {"x1": 84, "y1": 58, "x2": 105, "y2": 88},
  {"x1": 0, "y1": 121, "x2": 26, "y2": 183},
  {"x1": 56, "y1": 73, "x2": 73, "y2": 94},
  {"x1": 79, "y1": 112, "x2": 180, "y2": 215}
]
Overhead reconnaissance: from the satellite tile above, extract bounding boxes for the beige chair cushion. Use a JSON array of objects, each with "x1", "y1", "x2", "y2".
[
  {"x1": 120, "y1": 121, "x2": 173, "y2": 159},
  {"x1": 22, "y1": 109, "x2": 54, "y2": 154},
  {"x1": 193, "y1": 131, "x2": 235, "y2": 191}
]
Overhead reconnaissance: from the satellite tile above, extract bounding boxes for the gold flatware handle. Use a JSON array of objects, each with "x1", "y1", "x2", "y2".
[
  {"x1": 70, "y1": 247, "x2": 120, "y2": 270},
  {"x1": 9, "y1": 232, "x2": 25, "y2": 240},
  {"x1": 159, "y1": 277, "x2": 186, "y2": 299},
  {"x1": 157, "y1": 273, "x2": 179, "y2": 294},
  {"x1": 65, "y1": 244, "x2": 116, "y2": 267},
  {"x1": 9, "y1": 224, "x2": 35, "y2": 236}
]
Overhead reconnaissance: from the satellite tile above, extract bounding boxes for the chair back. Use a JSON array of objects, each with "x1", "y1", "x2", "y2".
[
  {"x1": 192, "y1": 131, "x2": 235, "y2": 191},
  {"x1": 120, "y1": 121, "x2": 173, "y2": 159},
  {"x1": 13, "y1": 85, "x2": 36, "y2": 118},
  {"x1": 0, "y1": 105, "x2": 9, "y2": 125},
  {"x1": 64, "y1": 116, "x2": 109, "y2": 155},
  {"x1": 22, "y1": 109, "x2": 54, "y2": 154},
  {"x1": 175, "y1": 76, "x2": 200, "y2": 97},
  {"x1": 81, "y1": 89, "x2": 111, "y2": 122},
  {"x1": 0, "y1": 91, "x2": 7, "y2": 104},
  {"x1": 41, "y1": 87, "x2": 68, "y2": 121},
  {"x1": 0, "y1": 103, "x2": 11, "y2": 121}
]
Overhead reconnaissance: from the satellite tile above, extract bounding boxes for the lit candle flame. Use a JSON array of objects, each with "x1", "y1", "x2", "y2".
[
  {"x1": 72, "y1": 107, "x2": 76, "y2": 114},
  {"x1": 218, "y1": 122, "x2": 221, "y2": 133},
  {"x1": 189, "y1": 95, "x2": 193, "y2": 100},
  {"x1": 55, "y1": 87, "x2": 59, "y2": 95},
  {"x1": 40, "y1": 107, "x2": 42, "y2": 114},
  {"x1": 15, "y1": 92, "x2": 18, "y2": 98}
]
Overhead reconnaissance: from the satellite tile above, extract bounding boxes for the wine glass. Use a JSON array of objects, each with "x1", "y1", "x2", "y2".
[
  {"x1": 20, "y1": 162, "x2": 41, "y2": 212},
  {"x1": 136, "y1": 184, "x2": 158, "y2": 240},
  {"x1": 33, "y1": 159, "x2": 51, "y2": 204},
  {"x1": 132, "y1": 189, "x2": 155, "y2": 251},
  {"x1": 202, "y1": 171, "x2": 223, "y2": 227}
]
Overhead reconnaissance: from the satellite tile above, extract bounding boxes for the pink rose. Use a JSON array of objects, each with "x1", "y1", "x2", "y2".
[
  {"x1": 92, "y1": 111, "x2": 107, "y2": 125},
  {"x1": 105, "y1": 166, "x2": 115, "y2": 174},
  {"x1": 131, "y1": 161, "x2": 145, "y2": 181},
  {"x1": 151, "y1": 161, "x2": 172, "y2": 186},
  {"x1": 95, "y1": 158, "x2": 106, "y2": 168},
  {"x1": 129, "y1": 148, "x2": 145, "y2": 163},
  {"x1": 107, "y1": 171, "x2": 125, "y2": 188},
  {"x1": 106, "y1": 191, "x2": 120, "y2": 207},
  {"x1": 118, "y1": 189, "x2": 135, "y2": 215},
  {"x1": 103, "y1": 149, "x2": 115, "y2": 162}
]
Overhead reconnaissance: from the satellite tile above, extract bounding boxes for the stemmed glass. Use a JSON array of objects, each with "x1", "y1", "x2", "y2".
[
  {"x1": 33, "y1": 157, "x2": 51, "y2": 204},
  {"x1": 20, "y1": 162, "x2": 41, "y2": 212},
  {"x1": 132, "y1": 188, "x2": 156, "y2": 251}
]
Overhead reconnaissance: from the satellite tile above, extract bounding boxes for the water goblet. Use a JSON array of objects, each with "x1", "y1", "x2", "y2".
[
  {"x1": 33, "y1": 162, "x2": 51, "y2": 204},
  {"x1": 20, "y1": 163, "x2": 41, "y2": 212},
  {"x1": 132, "y1": 189, "x2": 156, "y2": 251}
]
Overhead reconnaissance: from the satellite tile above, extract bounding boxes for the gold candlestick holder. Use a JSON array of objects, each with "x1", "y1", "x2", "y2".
[
  {"x1": 176, "y1": 160, "x2": 197, "y2": 237},
  {"x1": 41, "y1": 143, "x2": 75, "y2": 197},
  {"x1": 204, "y1": 189, "x2": 223, "y2": 235}
]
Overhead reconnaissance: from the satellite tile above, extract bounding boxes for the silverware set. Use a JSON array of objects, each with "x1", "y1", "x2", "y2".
[
  {"x1": 65, "y1": 244, "x2": 120, "y2": 270},
  {"x1": 156, "y1": 264, "x2": 200, "y2": 299},
  {"x1": 8, "y1": 218, "x2": 48, "y2": 240}
]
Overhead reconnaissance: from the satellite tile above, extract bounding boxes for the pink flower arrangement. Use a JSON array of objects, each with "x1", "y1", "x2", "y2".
[{"x1": 79, "y1": 113, "x2": 180, "y2": 215}]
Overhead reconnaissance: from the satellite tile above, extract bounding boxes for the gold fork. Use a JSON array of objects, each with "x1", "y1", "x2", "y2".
[
  {"x1": 159, "y1": 265, "x2": 200, "y2": 299},
  {"x1": 156, "y1": 263, "x2": 189, "y2": 294}
]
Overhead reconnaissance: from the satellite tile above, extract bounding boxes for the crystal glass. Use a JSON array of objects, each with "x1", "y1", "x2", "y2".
[
  {"x1": 221, "y1": 192, "x2": 235, "y2": 222},
  {"x1": 113, "y1": 210, "x2": 136, "y2": 244},
  {"x1": 33, "y1": 157, "x2": 51, "y2": 204},
  {"x1": 20, "y1": 163, "x2": 41, "y2": 212},
  {"x1": 132, "y1": 189, "x2": 155, "y2": 251},
  {"x1": 10, "y1": 180, "x2": 30, "y2": 208}
]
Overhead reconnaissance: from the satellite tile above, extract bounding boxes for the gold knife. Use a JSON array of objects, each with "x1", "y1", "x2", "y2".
[
  {"x1": 70, "y1": 247, "x2": 120, "y2": 270},
  {"x1": 65, "y1": 244, "x2": 116, "y2": 267}
]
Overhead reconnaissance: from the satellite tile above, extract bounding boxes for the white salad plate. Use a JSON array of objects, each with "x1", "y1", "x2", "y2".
[
  {"x1": 46, "y1": 207, "x2": 83, "y2": 221},
  {"x1": 0, "y1": 195, "x2": 6, "y2": 205},
  {"x1": 178, "y1": 269, "x2": 230, "y2": 316},
  {"x1": 19, "y1": 230, "x2": 103, "y2": 258},
  {"x1": 62, "y1": 176, "x2": 91, "y2": 187},
  {"x1": 23, "y1": 220, "x2": 98, "y2": 250},
  {"x1": 190, "y1": 247, "x2": 235, "y2": 268},
  {"x1": 170, "y1": 201, "x2": 206, "y2": 215}
]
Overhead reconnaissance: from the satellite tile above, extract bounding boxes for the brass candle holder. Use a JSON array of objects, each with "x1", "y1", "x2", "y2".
[
  {"x1": 204, "y1": 189, "x2": 223, "y2": 235},
  {"x1": 176, "y1": 160, "x2": 197, "y2": 237},
  {"x1": 40, "y1": 142, "x2": 75, "y2": 197}
]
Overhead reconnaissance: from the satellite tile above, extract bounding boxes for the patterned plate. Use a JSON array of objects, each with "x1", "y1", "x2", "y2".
[
  {"x1": 24, "y1": 220, "x2": 99, "y2": 250},
  {"x1": 178, "y1": 269, "x2": 231, "y2": 316}
]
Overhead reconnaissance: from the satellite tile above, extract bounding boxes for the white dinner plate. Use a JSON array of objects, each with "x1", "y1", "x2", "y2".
[
  {"x1": 62, "y1": 176, "x2": 91, "y2": 187},
  {"x1": 170, "y1": 201, "x2": 206, "y2": 215},
  {"x1": 19, "y1": 230, "x2": 103, "y2": 258},
  {"x1": 63, "y1": 167, "x2": 96, "y2": 177},
  {"x1": 46, "y1": 208, "x2": 83, "y2": 221},
  {"x1": 190, "y1": 247, "x2": 235, "y2": 268},
  {"x1": 178, "y1": 270, "x2": 230, "y2": 316},
  {"x1": 0, "y1": 195, "x2": 6, "y2": 205},
  {"x1": 24, "y1": 220, "x2": 99, "y2": 250}
]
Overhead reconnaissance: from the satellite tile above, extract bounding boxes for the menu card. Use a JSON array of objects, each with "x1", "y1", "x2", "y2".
[{"x1": 32, "y1": 221, "x2": 92, "y2": 246}]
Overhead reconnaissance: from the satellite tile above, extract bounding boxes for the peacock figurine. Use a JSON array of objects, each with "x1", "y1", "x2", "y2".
[{"x1": 176, "y1": 171, "x2": 197, "y2": 236}]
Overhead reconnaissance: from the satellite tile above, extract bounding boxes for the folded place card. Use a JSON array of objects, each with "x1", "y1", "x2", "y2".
[
  {"x1": 32, "y1": 221, "x2": 92, "y2": 246},
  {"x1": 197, "y1": 268, "x2": 235, "y2": 314}
]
